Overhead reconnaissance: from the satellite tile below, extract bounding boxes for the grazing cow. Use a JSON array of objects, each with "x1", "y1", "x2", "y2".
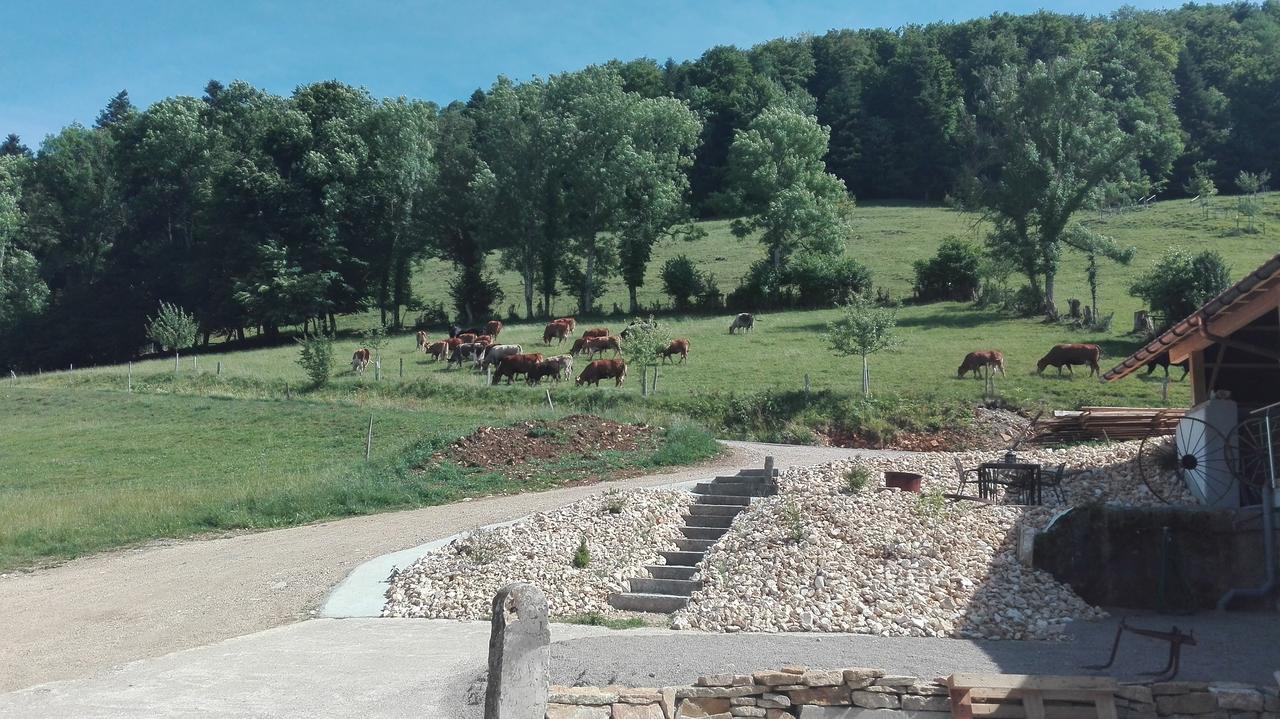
[
  {"x1": 456, "y1": 332, "x2": 477, "y2": 344},
  {"x1": 569, "y1": 337, "x2": 590, "y2": 357},
  {"x1": 425, "y1": 340, "x2": 450, "y2": 361},
  {"x1": 729, "y1": 313, "x2": 755, "y2": 334},
  {"x1": 485, "y1": 320, "x2": 503, "y2": 337},
  {"x1": 546, "y1": 354, "x2": 574, "y2": 381},
  {"x1": 351, "y1": 348, "x2": 372, "y2": 373},
  {"x1": 660, "y1": 338, "x2": 691, "y2": 364},
  {"x1": 957, "y1": 350, "x2": 1006, "y2": 379},
  {"x1": 481, "y1": 344, "x2": 523, "y2": 371},
  {"x1": 582, "y1": 327, "x2": 609, "y2": 339},
  {"x1": 1145, "y1": 352, "x2": 1190, "y2": 381},
  {"x1": 445, "y1": 337, "x2": 463, "y2": 351},
  {"x1": 525, "y1": 359, "x2": 567, "y2": 385},
  {"x1": 577, "y1": 359, "x2": 628, "y2": 387},
  {"x1": 415, "y1": 330, "x2": 429, "y2": 351},
  {"x1": 474, "y1": 334, "x2": 494, "y2": 347},
  {"x1": 492, "y1": 353, "x2": 545, "y2": 385},
  {"x1": 1037, "y1": 343, "x2": 1103, "y2": 377},
  {"x1": 555, "y1": 317, "x2": 577, "y2": 333},
  {"x1": 448, "y1": 342, "x2": 486, "y2": 369},
  {"x1": 543, "y1": 321, "x2": 571, "y2": 345},
  {"x1": 585, "y1": 335, "x2": 623, "y2": 359}
]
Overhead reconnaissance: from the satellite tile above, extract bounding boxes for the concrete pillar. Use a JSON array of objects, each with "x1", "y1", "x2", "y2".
[{"x1": 485, "y1": 582, "x2": 550, "y2": 719}]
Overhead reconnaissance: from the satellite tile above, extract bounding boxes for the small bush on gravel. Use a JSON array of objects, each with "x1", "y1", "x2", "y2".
[
  {"x1": 915, "y1": 486, "x2": 947, "y2": 517},
  {"x1": 781, "y1": 499, "x2": 806, "y2": 543},
  {"x1": 843, "y1": 466, "x2": 870, "y2": 494},
  {"x1": 572, "y1": 537, "x2": 591, "y2": 568},
  {"x1": 603, "y1": 491, "x2": 626, "y2": 514}
]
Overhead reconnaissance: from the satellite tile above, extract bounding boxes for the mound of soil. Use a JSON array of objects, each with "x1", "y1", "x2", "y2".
[
  {"x1": 818, "y1": 407, "x2": 1033, "y2": 452},
  {"x1": 434, "y1": 414, "x2": 655, "y2": 469}
]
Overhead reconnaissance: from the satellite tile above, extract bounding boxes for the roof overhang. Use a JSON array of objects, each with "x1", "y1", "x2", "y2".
[{"x1": 1104, "y1": 253, "x2": 1280, "y2": 382}]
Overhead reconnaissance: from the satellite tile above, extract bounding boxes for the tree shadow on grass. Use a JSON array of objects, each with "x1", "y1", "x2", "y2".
[{"x1": 895, "y1": 306, "x2": 1008, "y2": 330}]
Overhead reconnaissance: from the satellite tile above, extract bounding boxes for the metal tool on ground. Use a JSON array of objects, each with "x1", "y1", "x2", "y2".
[{"x1": 1086, "y1": 619, "x2": 1197, "y2": 682}]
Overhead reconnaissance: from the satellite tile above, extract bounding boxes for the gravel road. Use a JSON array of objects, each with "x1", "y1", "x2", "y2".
[{"x1": 0, "y1": 440, "x2": 887, "y2": 692}]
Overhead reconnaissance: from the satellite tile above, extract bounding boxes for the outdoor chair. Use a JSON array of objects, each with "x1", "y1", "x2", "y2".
[
  {"x1": 1040, "y1": 463, "x2": 1068, "y2": 504},
  {"x1": 954, "y1": 457, "x2": 980, "y2": 496}
]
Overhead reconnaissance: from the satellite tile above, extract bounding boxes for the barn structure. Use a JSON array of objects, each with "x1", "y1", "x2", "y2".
[{"x1": 1103, "y1": 252, "x2": 1280, "y2": 411}]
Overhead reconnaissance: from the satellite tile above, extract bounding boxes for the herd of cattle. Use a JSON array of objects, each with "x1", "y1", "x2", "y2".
[
  {"x1": 350, "y1": 316, "x2": 695, "y2": 388},
  {"x1": 347, "y1": 311, "x2": 1179, "y2": 389}
]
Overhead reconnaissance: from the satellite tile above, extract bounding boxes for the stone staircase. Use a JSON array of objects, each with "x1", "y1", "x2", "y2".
[{"x1": 608, "y1": 462, "x2": 779, "y2": 614}]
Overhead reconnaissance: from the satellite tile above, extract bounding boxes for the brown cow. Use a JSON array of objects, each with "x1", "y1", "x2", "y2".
[
  {"x1": 543, "y1": 321, "x2": 570, "y2": 345},
  {"x1": 569, "y1": 337, "x2": 589, "y2": 357},
  {"x1": 1037, "y1": 343, "x2": 1103, "y2": 377},
  {"x1": 525, "y1": 359, "x2": 566, "y2": 385},
  {"x1": 492, "y1": 352, "x2": 545, "y2": 385},
  {"x1": 660, "y1": 338, "x2": 691, "y2": 364},
  {"x1": 582, "y1": 327, "x2": 609, "y2": 339},
  {"x1": 445, "y1": 337, "x2": 463, "y2": 351},
  {"x1": 485, "y1": 320, "x2": 503, "y2": 337},
  {"x1": 474, "y1": 334, "x2": 494, "y2": 347},
  {"x1": 958, "y1": 350, "x2": 1006, "y2": 379},
  {"x1": 555, "y1": 317, "x2": 577, "y2": 332},
  {"x1": 577, "y1": 359, "x2": 627, "y2": 387},
  {"x1": 351, "y1": 348, "x2": 372, "y2": 373},
  {"x1": 415, "y1": 330, "x2": 429, "y2": 351},
  {"x1": 425, "y1": 340, "x2": 449, "y2": 361},
  {"x1": 585, "y1": 335, "x2": 623, "y2": 359},
  {"x1": 456, "y1": 332, "x2": 477, "y2": 344}
]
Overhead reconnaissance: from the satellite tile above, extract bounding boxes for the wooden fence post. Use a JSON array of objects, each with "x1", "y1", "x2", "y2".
[
  {"x1": 545, "y1": 389, "x2": 554, "y2": 410},
  {"x1": 127, "y1": 362, "x2": 132, "y2": 392},
  {"x1": 365, "y1": 415, "x2": 374, "y2": 461},
  {"x1": 399, "y1": 357, "x2": 404, "y2": 380},
  {"x1": 804, "y1": 373, "x2": 811, "y2": 395},
  {"x1": 216, "y1": 360, "x2": 222, "y2": 376}
]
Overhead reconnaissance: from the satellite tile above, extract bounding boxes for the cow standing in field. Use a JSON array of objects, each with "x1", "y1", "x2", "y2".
[
  {"x1": 1037, "y1": 343, "x2": 1103, "y2": 377},
  {"x1": 729, "y1": 313, "x2": 755, "y2": 334},
  {"x1": 445, "y1": 337, "x2": 463, "y2": 352},
  {"x1": 660, "y1": 338, "x2": 691, "y2": 364},
  {"x1": 569, "y1": 337, "x2": 590, "y2": 357},
  {"x1": 448, "y1": 342, "x2": 486, "y2": 369},
  {"x1": 547, "y1": 354, "x2": 574, "y2": 381},
  {"x1": 456, "y1": 332, "x2": 478, "y2": 344},
  {"x1": 492, "y1": 353, "x2": 545, "y2": 385},
  {"x1": 474, "y1": 334, "x2": 494, "y2": 347},
  {"x1": 577, "y1": 359, "x2": 628, "y2": 387},
  {"x1": 525, "y1": 359, "x2": 567, "y2": 385},
  {"x1": 351, "y1": 348, "x2": 372, "y2": 373},
  {"x1": 485, "y1": 320, "x2": 503, "y2": 338},
  {"x1": 582, "y1": 327, "x2": 609, "y2": 339},
  {"x1": 481, "y1": 344, "x2": 523, "y2": 371},
  {"x1": 585, "y1": 335, "x2": 623, "y2": 359},
  {"x1": 1145, "y1": 352, "x2": 1190, "y2": 381},
  {"x1": 957, "y1": 350, "x2": 1006, "y2": 379},
  {"x1": 555, "y1": 317, "x2": 577, "y2": 333},
  {"x1": 415, "y1": 330, "x2": 429, "y2": 351},
  {"x1": 543, "y1": 321, "x2": 571, "y2": 345},
  {"x1": 425, "y1": 340, "x2": 449, "y2": 361}
]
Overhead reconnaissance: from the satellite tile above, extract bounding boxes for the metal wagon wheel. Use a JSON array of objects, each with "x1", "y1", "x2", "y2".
[
  {"x1": 1227, "y1": 416, "x2": 1280, "y2": 489},
  {"x1": 1137, "y1": 416, "x2": 1234, "y2": 505}
]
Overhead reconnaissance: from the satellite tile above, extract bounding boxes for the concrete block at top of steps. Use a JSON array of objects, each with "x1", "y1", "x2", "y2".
[
  {"x1": 659, "y1": 550, "x2": 705, "y2": 566},
  {"x1": 694, "y1": 482, "x2": 770, "y2": 497},
  {"x1": 645, "y1": 564, "x2": 697, "y2": 581},
  {"x1": 688, "y1": 502, "x2": 745, "y2": 516},
  {"x1": 627, "y1": 577, "x2": 702, "y2": 596},
  {"x1": 683, "y1": 513, "x2": 735, "y2": 529},
  {"x1": 680, "y1": 525, "x2": 728, "y2": 540},
  {"x1": 675, "y1": 538, "x2": 716, "y2": 553},
  {"x1": 608, "y1": 592, "x2": 689, "y2": 614},
  {"x1": 735, "y1": 468, "x2": 780, "y2": 478}
]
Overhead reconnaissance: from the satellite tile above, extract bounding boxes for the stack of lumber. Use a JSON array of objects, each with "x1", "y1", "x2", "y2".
[
  {"x1": 948, "y1": 673, "x2": 1120, "y2": 719},
  {"x1": 1030, "y1": 406, "x2": 1185, "y2": 444}
]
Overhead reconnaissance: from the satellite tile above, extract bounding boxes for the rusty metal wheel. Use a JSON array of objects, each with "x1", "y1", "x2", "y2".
[{"x1": 1137, "y1": 416, "x2": 1233, "y2": 505}]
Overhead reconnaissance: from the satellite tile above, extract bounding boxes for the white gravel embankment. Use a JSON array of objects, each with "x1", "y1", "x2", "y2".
[
  {"x1": 674, "y1": 441, "x2": 1185, "y2": 640},
  {"x1": 383, "y1": 488, "x2": 691, "y2": 619}
]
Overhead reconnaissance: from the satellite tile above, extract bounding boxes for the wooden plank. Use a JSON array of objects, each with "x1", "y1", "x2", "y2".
[
  {"x1": 1024, "y1": 691, "x2": 1047, "y2": 719},
  {"x1": 952, "y1": 687, "x2": 975, "y2": 719},
  {"x1": 951, "y1": 675, "x2": 1119, "y2": 691},
  {"x1": 969, "y1": 689, "x2": 1120, "y2": 703},
  {"x1": 1095, "y1": 695, "x2": 1119, "y2": 719}
]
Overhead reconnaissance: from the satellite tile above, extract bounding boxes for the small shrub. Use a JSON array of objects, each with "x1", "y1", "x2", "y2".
[
  {"x1": 414, "y1": 302, "x2": 450, "y2": 329},
  {"x1": 295, "y1": 334, "x2": 334, "y2": 388},
  {"x1": 457, "y1": 527, "x2": 503, "y2": 565},
  {"x1": 661, "y1": 255, "x2": 708, "y2": 311},
  {"x1": 1129, "y1": 249, "x2": 1232, "y2": 329},
  {"x1": 912, "y1": 238, "x2": 982, "y2": 302},
  {"x1": 603, "y1": 490, "x2": 625, "y2": 514},
  {"x1": 784, "y1": 252, "x2": 872, "y2": 307},
  {"x1": 843, "y1": 466, "x2": 870, "y2": 494},
  {"x1": 527, "y1": 426, "x2": 559, "y2": 439},
  {"x1": 916, "y1": 486, "x2": 947, "y2": 517},
  {"x1": 781, "y1": 499, "x2": 806, "y2": 543},
  {"x1": 697, "y1": 273, "x2": 724, "y2": 311},
  {"x1": 572, "y1": 537, "x2": 591, "y2": 568}
]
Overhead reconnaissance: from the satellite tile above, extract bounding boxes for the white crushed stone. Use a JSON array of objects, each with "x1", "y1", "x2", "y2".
[{"x1": 383, "y1": 488, "x2": 691, "y2": 619}]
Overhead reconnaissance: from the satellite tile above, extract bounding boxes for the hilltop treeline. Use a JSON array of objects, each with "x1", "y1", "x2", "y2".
[{"x1": 0, "y1": 2, "x2": 1277, "y2": 370}]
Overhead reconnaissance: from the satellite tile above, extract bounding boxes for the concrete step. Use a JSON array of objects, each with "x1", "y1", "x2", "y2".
[
  {"x1": 684, "y1": 514, "x2": 735, "y2": 528},
  {"x1": 628, "y1": 577, "x2": 702, "y2": 596},
  {"x1": 675, "y1": 538, "x2": 716, "y2": 553},
  {"x1": 711, "y1": 475, "x2": 771, "y2": 485},
  {"x1": 693, "y1": 494, "x2": 750, "y2": 507},
  {"x1": 680, "y1": 525, "x2": 728, "y2": 540},
  {"x1": 659, "y1": 550, "x2": 705, "y2": 566},
  {"x1": 694, "y1": 482, "x2": 770, "y2": 497},
  {"x1": 735, "y1": 468, "x2": 780, "y2": 478},
  {"x1": 645, "y1": 564, "x2": 697, "y2": 581},
  {"x1": 607, "y1": 592, "x2": 688, "y2": 614},
  {"x1": 688, "y1": 503, "x2": 744, "y2": 517}
]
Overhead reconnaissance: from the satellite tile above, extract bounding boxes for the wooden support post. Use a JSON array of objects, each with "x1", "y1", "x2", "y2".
[
  {"x1": 545, "y1": 389, "x2": 554, "y2": 410},
  {"x1": 216, "y1": 360, "x2": 222, "y2": 376},
  {"x1": 651, "y1": 364, "x2": 657, "y2": 394},
  {"x1": 285, "y1": 382, "x2": 291, "y2": 400},
  {"x1": 804, "y1": 373, "x2": 810, "y2": 395},
  {"x1": 764, "y1": 455, "x2": 775, "y2": 477},
  {"x1": 365, "y1": 415, "x2": 374, "y2": 461},
  {"x1": 399, "y1": 357, "x2": 404, "y2": 379},
  {"x1": 127, "y1": 362, "x2": 132, "y2": 392}
]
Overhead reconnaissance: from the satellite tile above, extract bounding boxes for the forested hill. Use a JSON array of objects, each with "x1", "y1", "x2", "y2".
[{"x1": 0, "y1": 3, "x2": 1277, "y2": 370}]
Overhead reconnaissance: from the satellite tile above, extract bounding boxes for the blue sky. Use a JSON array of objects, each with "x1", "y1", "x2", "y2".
[{"x1": 3, "y1": 0, "x2": 1188, "y2": 146}]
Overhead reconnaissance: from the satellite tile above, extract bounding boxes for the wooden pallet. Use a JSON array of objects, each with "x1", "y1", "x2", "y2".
[
  {"x1": 1030, "y1": 406, "x2": 1185, "y2": 444},
  {"x1": 949, "y1": 674, "x2": 1120, "y2": 719}
]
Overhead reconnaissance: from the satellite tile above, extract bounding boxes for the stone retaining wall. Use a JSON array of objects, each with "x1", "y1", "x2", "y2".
[{"x1": 546, "y1": 667, "x2": 1280, "y2": 719}]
